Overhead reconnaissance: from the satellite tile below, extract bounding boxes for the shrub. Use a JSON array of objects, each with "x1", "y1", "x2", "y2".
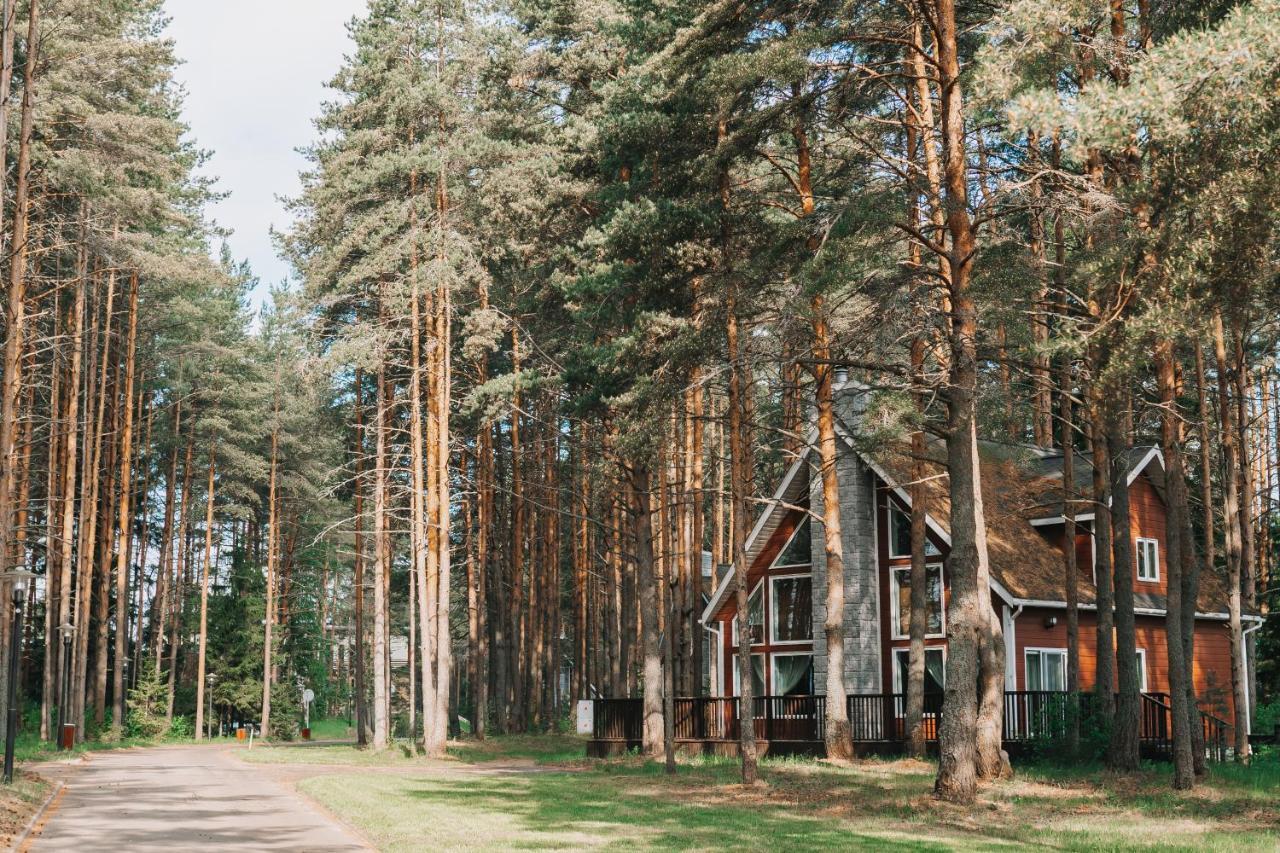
[
  {"x1": 268, "y1": 682, "x2": 301, "y2": 741},
  {"x1": 168, "y1": 715, "x2": 194, "y2": 740},
  {"x1": 125, "y1": 671, "x2": 169, "y2": 740}
]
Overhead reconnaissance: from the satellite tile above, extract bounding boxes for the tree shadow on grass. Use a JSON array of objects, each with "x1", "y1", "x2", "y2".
[{"x1": 403, "y1": 772, "x2": 954, "y2": 851}]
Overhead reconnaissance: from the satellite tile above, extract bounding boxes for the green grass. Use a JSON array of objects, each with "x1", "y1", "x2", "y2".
[
  {"x1": 238, "y1": 739, "x2": 429, "y2": 766},
  {"x1": 0, "y1": 770, "x2": 52, "y2": 845},
  {"x1": 13, "y1": 730, "x2": 215, "y2": 763},
  {"x1": 446, "y1": 733, "x2": 588, "y2": 765},
  {"x1": 304, "y1": 717, "x2": 356, "y2": 740},
  {"x1": 287, "y1": 742, "x2": 1280, "y2": 852}
]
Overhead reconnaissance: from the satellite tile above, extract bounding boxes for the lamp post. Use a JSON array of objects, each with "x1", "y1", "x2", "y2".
[
  {"x1": 3, "y1": 569, "x2": 35, "y2": 784},
  {"x1": 57, "y1": 622, "x2": 75, "y2": 750},
  {"x1": 206, "y1": 673, "x2": 217, "y2": 740}
]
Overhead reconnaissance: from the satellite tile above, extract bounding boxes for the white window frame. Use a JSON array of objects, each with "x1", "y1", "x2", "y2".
[
  {"x1": 888, "y1": 504, "x2": 941, "y2": 559},
  {"x1": 891, "y1": 645, "x2": 946, "y2": 695},
  {"x1": 1024, "y1": 647, "x2": 1068, "y2": 692},
  {"x1": 732, "y1": 652, "x2": 767, "y2": 696},
  {"x1": 769, "y1": 650, "x2": 816, "y2": 698},
  {"x1": 731, "y1": 580, "x2": 765, "y2": 647},
  {"x1": 1135, "y1": 648, "x2": 1149, "y2": 692},
  {"x1": 771, "y1": 518, "x2": 813, "y2": 570},
  {"x1": 889, "y1": 562, "x2": 946, "y2": 640},
  {"x1": 1136, "y1": 537, "x2": 1160, "y2": 582},
  {"x1": 769, "y1": 573, "x2": 813, "y2": 645},
  {"x1": 891, "y1": 645, "x2": 945, "y2": 716}
]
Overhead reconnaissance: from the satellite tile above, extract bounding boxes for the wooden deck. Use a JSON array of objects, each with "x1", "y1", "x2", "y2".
[{"x1": 588, "y1": 692, "x2": 1231, "y2": 761}]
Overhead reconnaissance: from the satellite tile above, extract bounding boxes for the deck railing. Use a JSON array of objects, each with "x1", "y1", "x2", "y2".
[{"x1": 593, "y1": 690, "x2": 1232, "y2": 761}]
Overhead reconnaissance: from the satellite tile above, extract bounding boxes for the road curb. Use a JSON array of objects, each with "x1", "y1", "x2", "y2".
[{"x1": 10, "y1": 778, "x2": 64, "y2": 852}]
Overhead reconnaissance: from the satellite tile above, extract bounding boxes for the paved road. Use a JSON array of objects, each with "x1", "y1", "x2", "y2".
[{"x1": 25, "y1": 745, "x2": 369, "y2": 852}]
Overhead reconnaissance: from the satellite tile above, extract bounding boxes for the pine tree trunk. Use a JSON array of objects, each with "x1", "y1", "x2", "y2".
[
  {"x1": 352, "y1": 369, "x2": 368, "y2": 746},
  {"x1": 927, "y1": 0, "x2": 1001, "y2": 801},
  {"x1": 1212, "y1": 312, "x2": 1250, "y2": 760},
  {"x1": 261, "y1": 420, "x2": 278, "y2": 739},
  {"x1": 56, "y1": 268, "x2": 85, "y2": 738},
  {"x1": 1107, "y1": 402, "x2": 1140, "y2": 772},
  {"x1": 726, "y1": 283, "x2": 758, "y2": 784},
  {"x1": 194, "y1": 454, "x2": 215, "y2": 740},
  {"x1": 371, "y1": 352, "x2": 390, "y2": 750},
  {"x1": 1060, "y1": 354, "x2": 1081, "y2": 756},
  {"x1": 74, "y1": 274, "x2": 114, "y2": 742},
  {"x1": 1155, "y1": 340, "x2": 1195, "y2": 788},
  {"x1": 153, "y1": 400, "x2": 181, "y2": 675},
  {"x1": 906, "y1": 341, "x2": 931, "y2": 761},
  {"x1": 811, "y1": 300, "x2": 852, "y2": 761},
  {"x1": 111, "y1": 273, "x2": 139, "y2": 735}
]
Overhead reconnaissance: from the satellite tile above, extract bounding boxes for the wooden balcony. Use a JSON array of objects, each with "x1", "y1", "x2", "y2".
[{"x1": 588, "y1": 691, "x2": 1233, "y2": 762}]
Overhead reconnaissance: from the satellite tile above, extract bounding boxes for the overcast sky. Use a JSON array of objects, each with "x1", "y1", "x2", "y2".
[{"x1": 164, "y1": 0, "x2": 368, "y2": 311}]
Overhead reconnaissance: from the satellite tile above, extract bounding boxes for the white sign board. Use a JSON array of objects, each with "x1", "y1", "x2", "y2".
[{"x1": 575, "y1": 700, "x2": 593, "y2": 735}]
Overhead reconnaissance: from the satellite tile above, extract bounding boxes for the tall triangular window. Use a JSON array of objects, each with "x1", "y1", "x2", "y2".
[{"x1": 774, "y1": 517, "x2": 811, "y2": 568}]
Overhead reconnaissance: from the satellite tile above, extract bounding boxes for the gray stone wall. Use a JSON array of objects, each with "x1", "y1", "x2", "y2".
[{"x1": 810, "y1": 436, "x2": 883, "y2": 694}]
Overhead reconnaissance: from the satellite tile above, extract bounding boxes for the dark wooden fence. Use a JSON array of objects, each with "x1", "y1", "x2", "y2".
[{"x1": 593, "y1": 690, "x2": 1232, "y2": 762}]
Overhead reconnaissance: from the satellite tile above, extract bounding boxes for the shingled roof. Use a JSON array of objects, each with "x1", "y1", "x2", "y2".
[
  {"x1": 865, "y1": 435, "x2": 1237, "y2": 617},
  {"x1": 702, "y1": 420, "x2": 1247, "y2": 625}
]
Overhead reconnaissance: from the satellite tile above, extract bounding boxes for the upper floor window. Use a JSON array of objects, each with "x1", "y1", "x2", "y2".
[
  {"x1": 774, "y1": 518, "x2": 811, "y2": 568},
  {"x1": 732, "y1": 583, "x2": 765, "y2": 646},
  {"x1": 889, "y1": 506, "x2": 941, "y2": 559},
  {"x1": 890, "y1": 564, "x2": 944, "y2": 639},
  {"x1": 771, "y1": 575, "x2": 812, "y2": 643},
  {"x1": 1136, "y1": 537, "x2": 1159, "y2": 582}
]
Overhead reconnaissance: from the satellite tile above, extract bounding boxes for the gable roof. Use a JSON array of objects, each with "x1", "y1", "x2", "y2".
[
  {"x1": 701, "y1": 447, "x2": 813, "y2": 624},
  {"x1": 701, "y1": 425, "x2": 1251, "y2": 625}
]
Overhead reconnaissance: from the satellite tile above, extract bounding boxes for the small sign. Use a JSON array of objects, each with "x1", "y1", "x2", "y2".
[{"x1": 575, "y1": 700, "x2": 593, "y2": 735}]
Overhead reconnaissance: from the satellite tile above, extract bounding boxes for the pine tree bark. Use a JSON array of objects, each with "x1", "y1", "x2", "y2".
[
  {"x1": 261, "y1": 416, "x2": 279, "y2": 739},
  {"x1": 812, "y1": 303, "x2": 852, "y2": 761},
  {"x1": 926, "y1": 0, "x2": 1005, "y2": 800},
  {"x1": 74, "y1": 273, "x2": 114, "y2": 742},
  {"x1": 194, "y1": 453, "x2": 215, "y2": 740},
  {"x1": 111, "y1": 272, "x2": 139, "y2": 734},
  {"x1": 630, "y1": 465, "x2": 663, "y2": 757},
  {"x1": 371, "y1": 348, "x2": 390, "y2": 750},
  {"x1": 1212, "y1": 312, "x2": 1250, "y2": 760},
  {"x1": 1155, "y1": 339, "x2": 1195, "y2": 788},
  {"x1": 1106, "y1": 403, "x2": 1140, "y2": 772},
  {"x1": 726, "y1": 284, "x2": 758, "y2": 783},
  {"x1": 352, "y1": 368, "x2": 369, "y2": 746}
]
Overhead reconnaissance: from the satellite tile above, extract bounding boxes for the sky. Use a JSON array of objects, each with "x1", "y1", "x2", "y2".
[{"x1": 164, "y1": 0, "x2": 368, "y2": 312}]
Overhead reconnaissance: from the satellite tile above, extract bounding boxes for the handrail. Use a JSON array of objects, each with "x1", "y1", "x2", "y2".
[{"x1": 590, "y1": 691, "x2": 1232, "y2": 762}]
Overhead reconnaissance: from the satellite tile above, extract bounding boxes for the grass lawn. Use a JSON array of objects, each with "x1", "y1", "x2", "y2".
[
  {"x1": 0, "y1": 770, "x2": 51, "y2": 848},
  {"x1": 13, "y1": 730, "x2": 217, "y2": 764},
  {"x1": 278, "y1": 737, "x2": 1280, "y2": 851}
]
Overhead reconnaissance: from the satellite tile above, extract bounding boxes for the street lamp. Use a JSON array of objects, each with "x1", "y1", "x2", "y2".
[
  {"x1": 206, "y1": 673, "x2": 217, "y2": 740},
  {"x1": 3, "y1": 569, "x2": 36, "y2": 784},
  {"x1": 57, "y1": 623, "x2": 75, "y2": 750}
]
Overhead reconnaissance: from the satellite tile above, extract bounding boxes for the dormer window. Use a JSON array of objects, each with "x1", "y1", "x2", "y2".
[
  {"x1": 889, "y1": 506, "x2": 941, "y2": 559},
  {"x1": 1136, "y1": 537, "x2": 1159, "y2": 582}
]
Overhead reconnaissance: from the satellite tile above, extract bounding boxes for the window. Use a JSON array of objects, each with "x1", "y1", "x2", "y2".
[
  {"x1": 889, "y1": 506, "x2": 941, "y2": 559},
  {"x1": 892, "y1": 647, "x2": 945, "y2": 695},
  {"x1": 774, "y1": 518, "x2": 811, "y2": 567},
  {"x1": 771, "y1": 576, "x2": 813, "y2": 643},
  {"x1": 890, "y1": 565, "x2": 944, "y2": 639},
  {"x1": 732, "y1": 654, "x2": 767, "y2": 696},
  {"x1": 1135, "y1": 648, "x2": 1148, "y2": 692},
  {"x1": 733, "y1": 583, "x2": 765, "y2": 646},
  {"x1": 771, "y1": 653, "x2": 814, "y2": 696},
  {"x1": 1025, "y1": 649, "x2": 1067, "y2": 692},
  {"x1": 1136, "y1": 537, "x2": 1159, "y2": 582}
]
